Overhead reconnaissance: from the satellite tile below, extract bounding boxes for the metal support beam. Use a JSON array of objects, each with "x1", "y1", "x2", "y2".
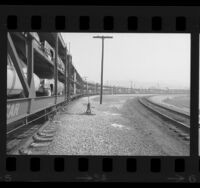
[
  {"x1": 27, "y1": 36, "x2": 36, "y2": 98},
  {"x1": 67, "y1": 55, "x2": 71, "y2": 102},
  {"x1": 74, "y1": 70, "x2": 76, "y2": 95},
  {"x1": 7, "y1": 33, "x2": 30, "y2": 97},
  {"x1": 54, "y1": 33, "x2": 58, "y2": 104},
  {"x1": 64, "y1": 47, "x2": 67, "y2": 100},
  {"x1": 26, "y1": 36, "x2": 36, "y2": 114},
  {"x1": 81, "y1": 80, "x2": 84, "y2": 95}
]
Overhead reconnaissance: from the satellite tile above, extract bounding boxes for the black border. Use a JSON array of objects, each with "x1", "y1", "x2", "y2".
[
  {"x1": 2, "y1": 1, "x2": 200, "y2": 6},
  {"x1": 0, "y1": 5, "x2": 199, "y2": 182}
]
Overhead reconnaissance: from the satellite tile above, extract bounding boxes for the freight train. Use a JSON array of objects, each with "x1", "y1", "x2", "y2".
[
  {"x1": 7, "y1": 32, "x2": 65, "y2": 99},
  {"x1": 7, "y1": 54, "x2": 64, "y2": 98},
  {"x1": 7, "y1": 54, "x2": 40, "y2": 98},
  {"x1": 7, "y1": 32, "x2": 118, "y2": 131},
  {"x1": 7, "y1": 32, "x2": 92, "y2": 130}
]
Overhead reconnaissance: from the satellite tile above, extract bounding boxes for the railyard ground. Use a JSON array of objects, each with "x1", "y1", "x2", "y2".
[{"x1": 46, "y1": 94, "x2": 189, "y2": 156}]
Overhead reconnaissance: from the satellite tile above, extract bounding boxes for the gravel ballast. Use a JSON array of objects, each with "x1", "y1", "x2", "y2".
[{"x1": 48, "y1": 94, "x2": 189, "y2": 156}]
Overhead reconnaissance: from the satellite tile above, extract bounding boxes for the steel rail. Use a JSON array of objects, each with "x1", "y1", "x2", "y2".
[
  {"x1": 7, "y1": 106, "x2": 58, "y2": 135},
  {"x1": 6, "y1": 93, "x2": 88, "y2": 135},
  {"x1": 138, "y1": 97, "x2": 190, "y2": 134},
  {"x1": 145, "y1": 96, "x2": 190, "y2": 118}
]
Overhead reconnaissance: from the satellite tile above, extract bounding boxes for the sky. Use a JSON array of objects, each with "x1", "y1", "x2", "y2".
[{"x1": 61, "y1": 33, "x2": 190, "y2": 89}]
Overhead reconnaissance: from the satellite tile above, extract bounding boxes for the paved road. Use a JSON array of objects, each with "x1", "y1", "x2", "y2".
[{"x1": 47, "y1": 94, "x2": 189, "y2": 156}]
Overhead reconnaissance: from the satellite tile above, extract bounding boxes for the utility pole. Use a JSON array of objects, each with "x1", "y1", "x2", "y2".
[{"x1": 93, "y1": 35, "x2": 113, "y2": 104}]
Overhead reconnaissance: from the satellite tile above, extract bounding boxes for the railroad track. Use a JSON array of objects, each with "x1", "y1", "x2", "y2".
[
  {"x1": 7, "y1": 112, "x2": 62, "y2": 155},
  {"x1": 138, "y1": 97, "x2": 190, "y2": 141},
  {"x1": 7, "y1": 105, "x2": 63, "y2": 154},
  {"x1": 6, "y1": 95, "x2": 85, "y2": 154},
  {"x1": 6, "y1": 95, "x2": 79, "y2": 137}
]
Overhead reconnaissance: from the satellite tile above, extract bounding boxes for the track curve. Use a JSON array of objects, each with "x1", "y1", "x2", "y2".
[{"x1": 138, "y1": 96, "x2": 190, "y2": 140}]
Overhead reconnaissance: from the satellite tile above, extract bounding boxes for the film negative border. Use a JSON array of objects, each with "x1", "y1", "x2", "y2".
[
  {"x1": 1, "y1": 156, "x2": 199, "y2": 182},
  {"x1": 0, "y1": 6, "x2": 199, "y2": 32},
  {"x1": 0, "y1": 5, "x2": 199, "y2": 182},
  {"x1": 2, "y1": 15, "x2": 198, "y2": 33},
  {"x1": 5, "y1": 15, "x2": 192, "y2": 32}
]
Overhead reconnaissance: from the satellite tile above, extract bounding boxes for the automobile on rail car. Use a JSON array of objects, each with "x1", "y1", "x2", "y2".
[{"x1": 7, "y1": 54, "x2": 64, "y2": 98}]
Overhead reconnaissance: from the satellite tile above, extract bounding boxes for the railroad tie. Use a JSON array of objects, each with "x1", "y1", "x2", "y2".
[
  {"x1": 29, "y1": 142, "x2": 51, "y2": 148},
  {"x1": 32, "y1": 134, "x2": 54, "y2": 143},
  {"x1": 52, "y1": 120, "x2": 61, "y2": 124},
  {"x1": 19, "y1": 147, "x2": 48, "y2": 155},
  {"x1": 18, "y1": 148, "x2": 32, "y2": 155},
  {"x1": 41, "y1": 129, "x2": 56, "y2": 134},
  {"x1": 37, "y1": 131, "x2": 55, "y2": 138}
]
